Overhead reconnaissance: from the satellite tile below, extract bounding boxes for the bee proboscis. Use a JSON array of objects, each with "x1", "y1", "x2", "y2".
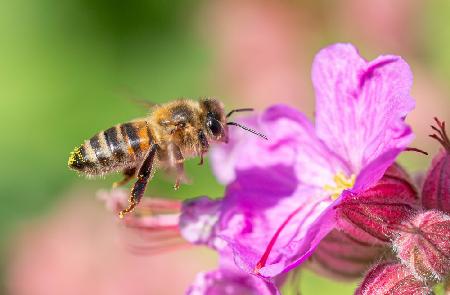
[{"x1": 68, "y1": 98, "x2": 267, "y2": 218}]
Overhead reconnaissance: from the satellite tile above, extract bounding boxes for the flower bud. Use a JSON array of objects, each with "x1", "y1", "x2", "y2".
[
  {"x1": 336, "y1": 163, "x2": 420, "y2": 245},
  {"x1": 307, "y1": 229, "x2": 388, "y2": 281},
  {"x1": 422, "y1": 118, "x2": 450, "y2": 213},
  {"x1": 356, "y1": 262, "x2": 432, "y2": 295},
  {"x1": 393, "y1": 210, "x2": 450, "y2": 283}
]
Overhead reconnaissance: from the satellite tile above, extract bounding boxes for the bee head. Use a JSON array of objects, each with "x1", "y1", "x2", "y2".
[
  {"x1": 200, "y1": 98, "x2": 268, "y2": 144},
  {"x1": 200, "y1": 98, "x2": 229, "y2": 143}
]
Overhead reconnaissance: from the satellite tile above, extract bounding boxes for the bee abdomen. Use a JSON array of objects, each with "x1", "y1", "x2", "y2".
[{"x1": 68, "y1": 121, "x2": 153, "y2": 175}]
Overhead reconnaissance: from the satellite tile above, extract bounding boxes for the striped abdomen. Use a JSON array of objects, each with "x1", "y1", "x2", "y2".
[{"x1": 68, "y1": 121, "x2": 153, "y2": 175}]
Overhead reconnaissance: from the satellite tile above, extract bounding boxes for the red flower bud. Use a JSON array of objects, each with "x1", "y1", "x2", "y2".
[
  {"x1": 356, "y1": 262, "x2": 432, "y2": 295},
  {"x1": 337, "y1": 164, "x2": 420, "y2": 245},
  {"x1": 308, "y1": 229, "x2": 388, "y2": 280},
  {"x1": 393, "y1": 210, "x2": 450, "y2": 283},
  {"x1": 422, "y1": 118, "x2": 450, "y2": 213}
]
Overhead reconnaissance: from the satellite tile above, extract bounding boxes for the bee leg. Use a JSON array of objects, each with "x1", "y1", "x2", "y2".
[
  {"x1": 112, "y1": 167, "x2": 137, "y2": 188},
  {"x1": 198, "y1": 153, "x2": 204, "y2": 166},
  {"x1": 119, "y1": 145, "x2": 157, "y2": 219},
  {"x1": 167, "y1": 143, "x2": 186, "y2": 190},
  {"x1": 173, "y1": 161, "x2": 186, "y2": 191},
  {"x1": 197, "y1": 130, "x2": 209, "y2": 166}
]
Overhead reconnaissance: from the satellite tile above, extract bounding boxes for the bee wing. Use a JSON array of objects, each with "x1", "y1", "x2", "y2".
[
  {"x1": 118, "y1": 86, "x2": 159, "y2": 109},
  {"x1": 130, "y1": 98, "x2": 158, "y2": 108}
]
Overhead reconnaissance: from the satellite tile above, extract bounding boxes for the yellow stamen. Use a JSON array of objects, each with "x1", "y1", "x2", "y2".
[{"x1": 323, "y1": 172, "x2": 356, "y2": 200}]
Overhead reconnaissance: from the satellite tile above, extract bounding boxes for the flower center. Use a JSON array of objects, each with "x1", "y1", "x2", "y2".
[{"x1": 323, "y1": 172, "x2": 356, "y2": 200}]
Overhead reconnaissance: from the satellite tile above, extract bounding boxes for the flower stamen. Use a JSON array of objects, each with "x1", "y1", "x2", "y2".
[{"x1": 323, "y1": 172, "x2": 356, "y2": 200}]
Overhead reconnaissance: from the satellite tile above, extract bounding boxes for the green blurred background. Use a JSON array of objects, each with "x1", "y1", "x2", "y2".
[{"x1": 0, "y1": 0, "x2": 449, "y2": 294}]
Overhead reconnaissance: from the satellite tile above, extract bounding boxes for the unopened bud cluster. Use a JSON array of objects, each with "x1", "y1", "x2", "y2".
[
  {"x1": 333, "y1": 119, "x2": 450, "y2": 293},
  {"x1": 356, "y1": 262, "x2": 433, "y2": 295},
  {"x1": 393, "y1": 210, "x2": 450, "y2": 282},
  {"x1": 422, "y1": 118, "x2": 450, "y2": 213}
]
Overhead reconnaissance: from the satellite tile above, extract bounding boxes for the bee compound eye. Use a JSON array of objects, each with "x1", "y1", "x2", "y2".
[{"x1": 207, "y1": 119, "x2": 222, "y2": 136}]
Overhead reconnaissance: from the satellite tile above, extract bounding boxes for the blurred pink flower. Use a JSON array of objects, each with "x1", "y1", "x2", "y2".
[
  {"x1": 201, "y1": 0, "x2": 313, "y2": 111},
  {"x1": 7, "y1": 190, "x2": 216, "y2": 295},
  {"x1": 336, "y1": 0, "x2": 422, "y2": 54}
]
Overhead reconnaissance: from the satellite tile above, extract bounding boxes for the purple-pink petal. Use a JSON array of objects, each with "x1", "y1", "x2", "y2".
[
  {"x1": 186, "y1": 268, "x2": 280, "y2": 295},
  {"x1": 211, "y1": 104, "x2": 348, "y2": 189},
  {"x1": 179, "y1": 196, "x2": 222, "y2": 247},
  {"x1": 217, "y1": 166, "x2": 336, "y2": 278},
  {"x1": 353, "y1": 148, "x2": 407, "y2": 191},
  {"x1": 312, "y1": 43, "x2": 414, "y2": 178}
]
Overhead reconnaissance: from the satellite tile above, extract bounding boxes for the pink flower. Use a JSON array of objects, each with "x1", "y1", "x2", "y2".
[
  {"x1": 186, "y1": 269, "x2": 279, "y2": 295},
  {"x1": 7, "y1": 191, "x2": 215, "y2": 295},
  {"x1": 202, "y1": 0, "x2": 311, "y2": 110},
  {"x1": 99, "y1": 189, "x2": 187, "y2": 255},
  {"x1": 208, "y1": 43, "x2": 415, "y2": 279}
]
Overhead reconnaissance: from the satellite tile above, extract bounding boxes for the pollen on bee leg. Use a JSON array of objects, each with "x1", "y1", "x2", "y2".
[
  {"x1": 119, "y1": 197, "x2": 138, "y2": 219},
  {"x1": 323, "y1": 172, "x2": 356, "y2": 200},
  {"x1": 67, "y1": 146, "x2": 85, "y2": 169}
]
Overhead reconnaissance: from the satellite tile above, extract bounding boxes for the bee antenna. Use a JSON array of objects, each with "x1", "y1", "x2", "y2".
[
  {"x1": 227, "y1": 122, "x2": 268, "y2": 140},
  {"x1": 226, "y1": 108, "x2": 254, "y2": 118}
]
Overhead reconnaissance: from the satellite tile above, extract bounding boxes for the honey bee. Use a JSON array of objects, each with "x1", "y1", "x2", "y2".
[{"x1": 68, "y1": 98, "x2": 267, "y2": 218}]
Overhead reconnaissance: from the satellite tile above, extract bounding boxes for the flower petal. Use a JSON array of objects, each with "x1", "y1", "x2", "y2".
[
  {"x1": 186, "y1": 268, "x2": 280, "y2": 295},
  {"x1": 353, "y1": 148, "x2": 406, "y2": 191},
  {"x1": 211, "y1": 104, "x2": 348, "y2": 188},
  {"x1": 217, "y1": 165, "x2": 335, "y2": 278},
  {"x1": 179, "y1": 196, "x2": 222, "y2": 247},
  {"x1": 312, "y1": 43, "x2": 414, "y2": 176}
]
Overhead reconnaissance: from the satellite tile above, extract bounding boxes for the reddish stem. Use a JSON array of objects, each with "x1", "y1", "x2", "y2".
[{"x1": 405, "y1": 147, "x2": 428, "y2": 155}]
